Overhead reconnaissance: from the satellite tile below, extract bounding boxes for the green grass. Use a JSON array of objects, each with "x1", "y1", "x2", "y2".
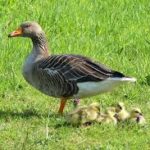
[{"x1": 0, "y1": 0, "x2": 150, "y2": 149}]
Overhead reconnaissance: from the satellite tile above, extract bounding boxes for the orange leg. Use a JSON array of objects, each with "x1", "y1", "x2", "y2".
[{"x1": 58, "y1": 98, "x2": 67, "y2": 114}]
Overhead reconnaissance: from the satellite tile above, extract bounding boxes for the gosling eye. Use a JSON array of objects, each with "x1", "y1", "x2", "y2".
[
  {"x1": 24, "y1": 24, "x2": 31, "y2": 28},
  {"x1": 134, "y1": 111, "x2": 139, "y2": 114},
  {"x1": 117, "y1": 105, "x2": 122, "y2": 110}
]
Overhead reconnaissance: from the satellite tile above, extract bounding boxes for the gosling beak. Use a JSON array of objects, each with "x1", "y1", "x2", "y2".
[
  {"x1": 114, "y1": 113, "x2": 118, "y2": 119},
  {"x1": 8, "y1": 27, "x2": 23, "y2": 37}
]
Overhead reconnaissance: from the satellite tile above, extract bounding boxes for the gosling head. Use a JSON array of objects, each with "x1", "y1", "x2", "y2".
[
  {"x1": 130, "y1": 108, "x2": 142, "y2": 118},
  {"x1": 115, "y1": 102, "x2": 125, "y2": 113},
  {"x1": 88, "y1": 102, "x2": 101, "y2": 112}
]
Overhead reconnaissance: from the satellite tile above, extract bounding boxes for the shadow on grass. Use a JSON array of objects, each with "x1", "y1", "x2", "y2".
[
  {"x1": 54, "y1": 122, "x2": 71, "y2": 128},
  {"x1": 54, "y1": 121, "x2": 85, "y2": 128},
  {"x1": 0, "y1": 109, "x2": 57, "y2": 119}
]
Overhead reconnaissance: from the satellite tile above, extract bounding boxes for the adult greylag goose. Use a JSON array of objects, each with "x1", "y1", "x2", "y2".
[{"x1": 8, "y1": 21, "x2": 136, "y2": 114}]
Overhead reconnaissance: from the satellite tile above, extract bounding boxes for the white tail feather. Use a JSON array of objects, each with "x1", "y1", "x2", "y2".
[
  {"x1": 74, "y1": 77, "x2": 137, "y2": 98},
  {"x1": 108, "y1": 77, "x2": 137, "y2": 82}
]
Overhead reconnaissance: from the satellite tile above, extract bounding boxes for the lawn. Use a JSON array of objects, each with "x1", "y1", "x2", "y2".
[{"x1": 0, "y1": 0, "x2": 150, "y2": 149}]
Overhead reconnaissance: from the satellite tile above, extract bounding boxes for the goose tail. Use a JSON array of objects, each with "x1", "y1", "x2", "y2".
[{"x1": 109, "y1": 77, "x2": 137, "y2": 82}]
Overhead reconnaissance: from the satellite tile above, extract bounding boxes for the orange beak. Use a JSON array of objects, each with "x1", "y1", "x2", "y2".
[{"x1": 8, "y1": 27, "x2": 23, "y2": 37}]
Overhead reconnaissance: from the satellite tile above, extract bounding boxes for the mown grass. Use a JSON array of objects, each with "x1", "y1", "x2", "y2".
[{"x1": 0, "y1": 0, "x2": 150, "y2": 149}]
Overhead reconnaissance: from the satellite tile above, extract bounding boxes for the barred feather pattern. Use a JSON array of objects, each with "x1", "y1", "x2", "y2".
[
  {"x1": 31, "y1": 63, "x2": 78, "y2": 97},
  {"x1": 23, "y1": 30, "x2": 125, "y2": 98},
  {"x1": 30, "y1": 54, "x2": 125, "y2": 98}
]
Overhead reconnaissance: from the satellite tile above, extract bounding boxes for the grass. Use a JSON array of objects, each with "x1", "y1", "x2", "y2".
[{"x1": 0, "y1": 0, "x2": 150, "y2": 149}]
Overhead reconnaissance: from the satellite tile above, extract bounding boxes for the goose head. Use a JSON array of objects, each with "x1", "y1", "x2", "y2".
[{"x1": 8, "y1": 21, "x2": 43, "y2": 38}]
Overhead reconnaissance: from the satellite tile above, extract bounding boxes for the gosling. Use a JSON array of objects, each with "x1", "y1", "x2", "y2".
[
  {"x1": 97, "y1": 107, "x2": 117, "y2": 125},
  {"x1": 115, "y1": 102, "x2": 130, "y2": 121},
  {"x1": 66, "y1": 102, "x2": 101, "y2": 126},
  {"x1": 129, "y1": 108, "x2": 146, "y2": 125},
  {"x1": 66, "y1": 106, "x2": 87, "y2": 126}
]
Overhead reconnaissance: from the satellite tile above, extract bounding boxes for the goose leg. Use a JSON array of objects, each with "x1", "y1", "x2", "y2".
[
  {"x1": 73, "y1": 99, "x2": 80, "y2": 107},
  {"x1": 58, "y1": 98, "x2": 67, "y2": 114}
]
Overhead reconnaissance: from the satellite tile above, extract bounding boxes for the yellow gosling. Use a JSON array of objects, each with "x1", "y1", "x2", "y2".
[
  {"x1": 100, "y1": 107, "x2": 117, "y2": 125},
  {"x1": 66, "y1": 102, "x2": 101, "y2": 126},
  {"x1": 115, "y1": 102, "x2": 130, "y2": 121},
  {"x1": 130, "y1": 108, "x2": 146, "y2": 125},
  {"x1": 81, "y1": 102, "x2": 101, "y2": 124},
  {"x1": 66, "y1": 106, "x2": 87, "y2": 126}
]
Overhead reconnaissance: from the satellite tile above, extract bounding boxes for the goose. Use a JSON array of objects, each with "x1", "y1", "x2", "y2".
[
  {"x1": 81, "y1": 102, "x2": 101, "y2": 124},
  {"x1": 115, "y1": 102, "x2": 130, "y2": 121},
  {"x1": 66, "y1": 103, "x2": 100, "y2": 126},
  {"x1": 97, "y1": 107, "x2": 117, "y2": 125},
  {"x1": 129, "y1": 108, "x2": 146, "y2": 125},
  {"x1": 66, "y1": 105, "x2": 87, "y2": 126},
  {"x1": 8, "y1": 21, "x2": 136, "y2": 114}
]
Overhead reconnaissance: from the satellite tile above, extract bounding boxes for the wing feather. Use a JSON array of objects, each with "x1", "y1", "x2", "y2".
[{"x1": 38, "y1": 54, "x2": 124, "y2": 83}]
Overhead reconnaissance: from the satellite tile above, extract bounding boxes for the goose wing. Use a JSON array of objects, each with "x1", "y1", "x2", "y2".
[{"x1": 38, "y1": 54, "x2": 124, "y2": 83}]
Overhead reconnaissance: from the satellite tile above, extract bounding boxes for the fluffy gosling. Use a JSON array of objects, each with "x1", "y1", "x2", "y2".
[
  {"x1": 115, "y1": 102, "x2": 130, "y2": 121},
  {"x1": 129, "y1": 108, "x2": 146, "y2": 125},
  {"x1": 80, "y1": 102, "x2": 101, "y2": 125},
  {"x1": 66, "y1": 106, "x2": 87, "y2": 126},
  {"x1": 98, "y1": 107, "x2": 117, "y2": 125},
  {"x1": 66, "y1": 103, "x2": 101, "y2": 126}
]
